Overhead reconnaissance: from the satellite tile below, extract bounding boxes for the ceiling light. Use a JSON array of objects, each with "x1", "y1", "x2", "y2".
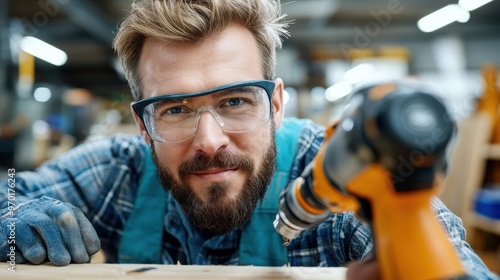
[
  {"x1": 459, "y1": 0, "x2": 494, "y2": 11},
  {"x1": 325, "y1": 81, "x2": 353, "y2": 102},
  {"x1": 344, "y1": 63, "x2": 375, "y2": 84},
  {"x1": 20, "y1": 36, "x2": 68, "y2": 66},
  {"x1": 33, "y1": 87, "x2": 52, "y2": 102},
  {"x1": 417, "y1": 4, "x2": 470, "y2": 33},
  {"x1": 32, "y1": 120, "x2": 50, "y2": 137},
  {"x1": 283, "y1": 87, "x2": 294, "y2": 105}
]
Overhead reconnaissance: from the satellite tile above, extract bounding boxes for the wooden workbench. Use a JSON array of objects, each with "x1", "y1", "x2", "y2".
[{"x1": 0, "y1": 263, "x2": 347, "y2": 279}]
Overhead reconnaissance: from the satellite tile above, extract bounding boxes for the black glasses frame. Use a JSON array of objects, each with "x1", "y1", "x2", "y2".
[
  {"x1": 132, "y1": 80, "x2": 276, "y2": 141},
  {"x1": 132, "y1": 80, "x2": 276, "y2": 132}
]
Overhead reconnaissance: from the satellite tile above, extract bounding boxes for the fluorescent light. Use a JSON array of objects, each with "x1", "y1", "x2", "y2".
[
  {"x1": 325, "y1": 81, "x2": 353, "y2": 102},
  {"x1": 283, "y1": 87, "x2": 294, "y2": 105},
  {"x1": 32, "y1": 120, "x2": 50, "y2": 137},
  {"x1": 459, "y1": 0, "x2": 494, "y2": 11},
  {"x1": 34, "y1": 87, "x2": 52, "y2": 102},
  {"x1": 311, "y1": 86, "x2": 326, "y2": 97},
  {"x1": 417, "y1": 4, "x2": 470, "y2": 33},
  {"x1": 20, "y1": 36, "x2": 67, "y2": 66},
  {"x1": 344, "y1": 63, "x2": 375, "y2": 84}
]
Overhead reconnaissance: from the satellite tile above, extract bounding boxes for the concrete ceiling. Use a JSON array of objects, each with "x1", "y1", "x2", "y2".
[{"x1": 3, "y1": 0, "x2": 500, "y2": 97}]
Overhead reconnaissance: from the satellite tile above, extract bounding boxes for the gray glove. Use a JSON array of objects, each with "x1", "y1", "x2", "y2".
[{"x1": 0, "y1": 196, "x2": 101, "y2": 266}]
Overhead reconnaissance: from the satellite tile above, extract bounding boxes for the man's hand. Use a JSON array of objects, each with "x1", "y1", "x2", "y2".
[
  {"x1": 0, "y1": 196, "x2": 101, "y2": 266},
  {"x1": 346, "y1": 259, "x2": 381, "y2": 280}
]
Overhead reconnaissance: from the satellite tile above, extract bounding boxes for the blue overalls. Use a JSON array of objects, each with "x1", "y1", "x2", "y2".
[{"x1": 118, "y1": 118, "x2": 307, "y2": 266}]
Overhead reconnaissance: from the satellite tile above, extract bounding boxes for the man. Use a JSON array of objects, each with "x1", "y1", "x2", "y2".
[{"x1": 0, "y1": 0, "x2": 496, "y2": 278}]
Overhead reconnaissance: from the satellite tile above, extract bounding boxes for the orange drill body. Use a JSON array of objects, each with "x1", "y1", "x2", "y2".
[
  {"x1": 346, "y1": 164, "x2": 465, "y2": 280},
  {"x1": 274, "y1": 81, "x2": 467, "y2": 279}
]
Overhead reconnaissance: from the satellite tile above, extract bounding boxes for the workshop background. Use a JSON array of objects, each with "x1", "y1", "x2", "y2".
[{"x1": 0, "y1": 0, "x2": 499, "y2": 272}]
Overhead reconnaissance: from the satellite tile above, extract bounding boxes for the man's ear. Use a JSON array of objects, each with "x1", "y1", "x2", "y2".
[
  {"x1": 272, "y1": 78, "x2": 285, "y2": 129},
  {"x1": 130, "y1": 103, "x2": 151, "y2": 143}
]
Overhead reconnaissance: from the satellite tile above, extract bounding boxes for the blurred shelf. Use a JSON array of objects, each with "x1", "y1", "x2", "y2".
[
  {"x1": 483, "y1": 144, "x2": 500, "y2": 159},
  {"x1": 470, "y1": 213, "x2": 500, "y2": 235}
]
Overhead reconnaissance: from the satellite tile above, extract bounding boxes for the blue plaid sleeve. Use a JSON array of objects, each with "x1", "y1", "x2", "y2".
[
  {"x1": 0, "y1": 134, "x2": 148, "y2": 262},
  {"x1": 290, "y1": 120, "x2": 498, "y2": 279},
  {"x1": 431, "y1": 199, "x2": 499, "y2": 279}
]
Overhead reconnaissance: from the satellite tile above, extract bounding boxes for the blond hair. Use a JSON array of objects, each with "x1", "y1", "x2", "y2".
[{"x1": 113, "y1": 0, "x2": 289, "y2": 100}]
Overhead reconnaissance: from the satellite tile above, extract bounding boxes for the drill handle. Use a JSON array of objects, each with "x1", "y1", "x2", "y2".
[{"x1": 346, "y1": 164, "x2": 466, "y2": 280}]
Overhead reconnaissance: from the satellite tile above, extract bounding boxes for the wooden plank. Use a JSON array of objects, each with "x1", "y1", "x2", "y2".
[
  {"x1": 441, "y1": 113, "x2": 492, "y2": 222},
  {"x1": 469, "y1": 213, "x2": 500, "y2": 236},
  {"x1": 0, "y1": 263, "x2": 347, "y2": 280},
  {"x1": 484, "y1": 144, "x2": 500, "y2": 160}
]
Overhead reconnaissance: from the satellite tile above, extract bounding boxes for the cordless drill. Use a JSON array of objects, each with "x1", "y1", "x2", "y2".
[{"x1": 274, "y1": 81, "x2": 467, "y2": 280}]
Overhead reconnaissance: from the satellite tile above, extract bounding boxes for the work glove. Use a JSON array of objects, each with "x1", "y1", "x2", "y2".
[{"x1": 0, "y1": 196, "x2": 101, "y2": 266}]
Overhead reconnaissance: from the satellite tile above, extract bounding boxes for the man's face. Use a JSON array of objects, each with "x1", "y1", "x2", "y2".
[{"x1": 134, "y1": 23, "x2": 284, "y2": 235}]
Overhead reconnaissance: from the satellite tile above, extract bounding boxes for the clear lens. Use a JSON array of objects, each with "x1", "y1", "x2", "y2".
[{"x1": 143, "y1": 85, "x2": 271, "y2": 142}]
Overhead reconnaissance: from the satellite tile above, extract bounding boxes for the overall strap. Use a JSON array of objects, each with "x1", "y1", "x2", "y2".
[
  {"x1": 239, "y1": 118, "x2": 307, "y2": 266},
  {"x1": 118, "y1": 144, "x2": 166, "y2": 264}
]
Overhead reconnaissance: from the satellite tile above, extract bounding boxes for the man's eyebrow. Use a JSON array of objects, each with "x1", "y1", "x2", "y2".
[
  {"x1": 154, "y1": 86, "x2": 258, "y2": 103},
  {"x1": 213, "y1": 86, "x2": 257, "y2": 97},
  {"x1": 153, "y1": 98, "x2": 187, "y2": 106}
]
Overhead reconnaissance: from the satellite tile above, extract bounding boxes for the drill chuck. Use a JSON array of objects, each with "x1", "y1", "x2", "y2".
[{"x1": 274, "y1": 176, "x2": 331, "y2": 241}]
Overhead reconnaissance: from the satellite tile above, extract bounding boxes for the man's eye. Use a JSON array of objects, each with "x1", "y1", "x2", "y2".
[
  {"x1": 159, "y1": 106, "x2": 185, "y2": 116},
  {"x1": 227, "y1": 98, "x2": 243, "y2": 107}
]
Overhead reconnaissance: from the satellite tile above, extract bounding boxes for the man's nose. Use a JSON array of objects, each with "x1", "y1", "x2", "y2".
[{"x1": 191, "y1": 109, "x2": 230, "y2": 156}]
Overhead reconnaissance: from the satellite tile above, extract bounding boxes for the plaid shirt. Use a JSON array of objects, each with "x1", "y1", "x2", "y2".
[{"x1": 0, "y1": 120, "x2": 496, "y2": 279}]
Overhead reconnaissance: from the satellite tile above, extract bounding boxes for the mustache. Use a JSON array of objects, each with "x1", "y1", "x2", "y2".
[{"x1": 178, "y1": 151, "x2": 254, "y2": 177}]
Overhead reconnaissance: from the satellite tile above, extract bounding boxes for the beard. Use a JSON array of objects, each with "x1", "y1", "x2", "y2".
[{"x1": 150, "y1": 123, "x2": 277, "y2": 236}]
